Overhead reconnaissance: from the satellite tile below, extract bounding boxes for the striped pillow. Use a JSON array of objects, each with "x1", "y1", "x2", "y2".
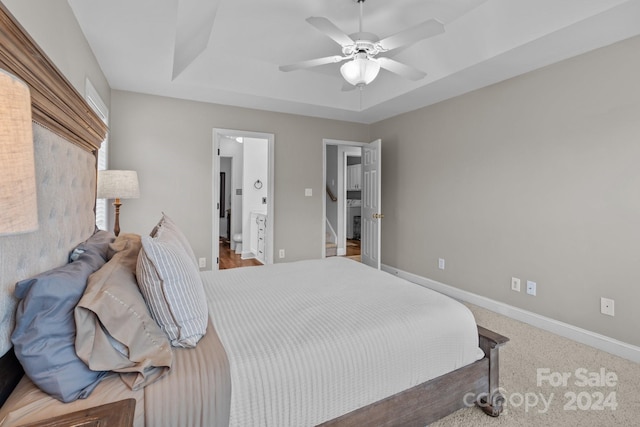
[
  {"x1": 136, "y1": 236, "x2": 208, "y2": 348},
  {"x1": 151, "y1": 213, "x2": 199, "y2": 268}
]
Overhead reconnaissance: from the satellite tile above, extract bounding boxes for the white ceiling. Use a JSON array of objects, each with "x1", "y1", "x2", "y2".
[{"x1": 68, "y1": 0, "x2": 640, "y2": 124}]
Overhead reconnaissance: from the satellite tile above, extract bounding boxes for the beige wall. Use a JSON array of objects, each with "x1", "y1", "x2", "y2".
[
  {"x1": 371, "y1": 35, "x2": 640, "y2": 346},
  {"x1": 5, "y1": 0, "x2": 639, "y2": 348},
  {"x1": 108, "y1": 90, "x2": 369, "y2": 266},
  {"x1": 2, "y1": 0, "x2": 111, "y2": 106}
]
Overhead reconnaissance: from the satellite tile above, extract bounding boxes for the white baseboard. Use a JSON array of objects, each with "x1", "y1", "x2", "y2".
[{"x1": 381, "y1": 264, "x2": 640, "y2": 363}]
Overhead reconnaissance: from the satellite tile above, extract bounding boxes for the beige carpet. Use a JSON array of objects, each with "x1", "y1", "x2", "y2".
[{"x1": 430, "y1": 303, "x2": 640, "y2": 426}]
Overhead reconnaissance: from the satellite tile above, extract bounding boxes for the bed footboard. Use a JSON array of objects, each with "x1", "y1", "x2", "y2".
[{"x1": 477, "y1": 326, "x2": 509, "y2": 417}]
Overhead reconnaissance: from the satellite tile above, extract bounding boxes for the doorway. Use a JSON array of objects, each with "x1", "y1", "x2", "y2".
[
  {"x1": 323, "y1": 138, "x2": 381, "y2": 268},
  {"x1": 213, "y1": 129, "x2": 274, "y2": 270},
  {"x1": 325, "y1": 143, "x2": 362, "y2": 259}
]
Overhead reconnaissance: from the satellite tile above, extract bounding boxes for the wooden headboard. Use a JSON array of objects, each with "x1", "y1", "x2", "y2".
[
  {"x1": 0, "y1": 4, "x2": 106, "y2": 150},
  {"x1": 0, "y1": 3, "x2": 108, "y2": 405}
]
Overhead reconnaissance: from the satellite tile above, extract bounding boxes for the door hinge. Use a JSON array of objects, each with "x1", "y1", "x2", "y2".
[
  {"x1": 217, "y1": 148, "x2": 220, "y2": 155},
  {"x1": 217, "y1": 202, "x2": 220, "y2": 210},
  {"x1": 216, "y1": 257, "x2": 219, "y2": 264}
]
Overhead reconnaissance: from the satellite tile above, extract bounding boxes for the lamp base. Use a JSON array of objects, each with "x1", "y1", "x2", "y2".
[{"x1": 113, "y1": 198, "x2": 122, "y2": 237}]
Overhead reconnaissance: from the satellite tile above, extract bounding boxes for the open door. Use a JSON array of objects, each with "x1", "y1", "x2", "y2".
[
  {"x1": 212, "y1": 135, "x2": 221, "y2": 270},
  {"x1": 361, "y1": 139, "x2": 382, "y2": 269}
]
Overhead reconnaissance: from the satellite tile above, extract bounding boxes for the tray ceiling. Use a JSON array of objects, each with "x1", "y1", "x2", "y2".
[{"x1": 68, "y1": 0, "x2": 640, "y2": 123}]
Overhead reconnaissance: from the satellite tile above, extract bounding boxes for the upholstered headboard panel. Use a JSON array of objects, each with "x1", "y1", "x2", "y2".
[
  {"x1": 0, "y1": 4, "x2": 108, "y2": 359},
  {"x1": 0, "y1": 124, "x2": 98, "y2": 356}
]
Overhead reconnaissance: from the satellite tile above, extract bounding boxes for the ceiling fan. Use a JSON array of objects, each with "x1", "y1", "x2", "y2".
[{"x1": 279, "y1": 0, "x2": 445, "y2": 88}]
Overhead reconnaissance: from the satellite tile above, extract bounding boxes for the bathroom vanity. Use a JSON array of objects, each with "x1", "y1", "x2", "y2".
[{"x1": 250, "y1": 212, "x2": 267, "y2": 263}]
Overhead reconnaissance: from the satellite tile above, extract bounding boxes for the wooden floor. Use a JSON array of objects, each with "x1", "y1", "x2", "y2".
[
  {"x1": 220, "y1": 238, "x2": 362, "y2": 270},
  {"x1": 327, "y1": 239, "x2": 361, "y2": 262},
  {"x1": 345, "y1": 239, "x2": 361, "y2": 262},
  {"x1": 219, "y1": 239, "x2": 262, "y2": 269}
]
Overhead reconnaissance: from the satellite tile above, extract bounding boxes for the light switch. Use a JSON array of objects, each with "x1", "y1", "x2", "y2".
[{"x1": 305, "y1": 188, "x2": 312, "y2": 197}]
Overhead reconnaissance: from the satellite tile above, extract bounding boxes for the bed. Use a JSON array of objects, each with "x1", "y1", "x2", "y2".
[{"x1": 0, "y1": 4, "x2": 507, "y2": 426}]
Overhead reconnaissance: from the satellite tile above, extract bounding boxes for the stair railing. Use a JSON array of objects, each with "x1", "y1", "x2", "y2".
[{"x1": 326, "y1": 185, "x2": 337, "y2": 202}]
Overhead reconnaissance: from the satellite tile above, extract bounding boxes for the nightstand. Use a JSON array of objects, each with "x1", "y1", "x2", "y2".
[{"x1": 18, "y1": 398, "x2": 135, "y2": 427}]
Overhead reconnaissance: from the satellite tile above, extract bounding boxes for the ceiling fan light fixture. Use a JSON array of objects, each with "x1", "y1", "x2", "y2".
[{"x1": 340, "y1": 53, "x2": 380, "y2": 87}]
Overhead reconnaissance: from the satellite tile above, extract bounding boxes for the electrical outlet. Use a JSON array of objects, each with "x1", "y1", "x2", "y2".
[
  {"x1": 600, "y1": 297, "x2": 615, "y2": 316},
  {"x1": 438, "y1": 258, "x2": 445, "y2": 270},
  {"x1": 526, "y1": 280, "x2": 537, "y2": 296},
  {"x1": 305, "y1": 188, "x2": 313, "y2": 197},
  {"x1": 511, "y1": 277, "x2": 521, "y2": 292},
  {"x1": 198, "y1": 257, "x2": 206, "y2": 268},
  {"x1": 279, "y1": 249, "x2": 285, "y2": 258}
]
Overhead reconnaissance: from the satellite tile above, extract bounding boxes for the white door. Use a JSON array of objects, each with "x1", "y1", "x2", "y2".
[
  {"x1": 361, "y1": 139, "x2": 382, "y2": 269},
  {"x1": 212, "y1": 137, "x2": 221, "y2": 270}
]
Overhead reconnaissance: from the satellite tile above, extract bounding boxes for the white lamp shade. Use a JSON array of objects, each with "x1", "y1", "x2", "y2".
[
  {"x1": 0, "y1": 69, "x2": 38, "y2": 235},
  {"x1": 340, "y1": 54, "x2": 381, "y2": 87},
  {"x1": 97, "y1": 170, "x2": 140, "y2": 199}
]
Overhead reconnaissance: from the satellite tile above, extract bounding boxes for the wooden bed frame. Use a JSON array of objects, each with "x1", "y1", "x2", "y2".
[
  {"x1": 0, "y1": 327, "x2": 508, "y2": 425},
  {"x1": 0, "y1": 4, "x2": 508, "y2": 425}
]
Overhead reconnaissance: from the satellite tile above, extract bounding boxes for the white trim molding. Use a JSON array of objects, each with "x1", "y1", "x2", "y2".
[{"x1": 381, "y1": 264, "x2": 640, "y2": 363}]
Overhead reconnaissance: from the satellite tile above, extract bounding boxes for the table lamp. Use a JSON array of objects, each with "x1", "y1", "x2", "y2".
[{"x1": 97, "y1": 170, "x2": 139, "y2": 236}]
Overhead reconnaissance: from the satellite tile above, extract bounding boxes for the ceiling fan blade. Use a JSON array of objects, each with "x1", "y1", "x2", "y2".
[
  {"x1": 279, "y1": 55, "x2": 348, "y2": 72},
  {"x1": 378, "y1": 19, "x2": 444, "y2": 52},
  {"x1": 377, "y1": 57, "x2": 426, "y2": 81},
  {"x1": 306, "y1": 17, "x2": 354, "y2": 47}
]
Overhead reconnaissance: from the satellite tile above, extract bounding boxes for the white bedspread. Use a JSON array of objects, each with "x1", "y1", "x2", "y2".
[{"x1": 202, "y1": 257, "x2": 483, "y2": 426}]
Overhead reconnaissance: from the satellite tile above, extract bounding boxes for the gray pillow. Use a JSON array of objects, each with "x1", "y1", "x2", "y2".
[
  {"x1": 70, "y1": 229, "x2": 114, "y2": 262},
  {"x1": 136, "y1": 235, "x2": 208, "y2": 348},
  {"x1": 11, "y1": 230, "x2": 114, "y2": 403}
]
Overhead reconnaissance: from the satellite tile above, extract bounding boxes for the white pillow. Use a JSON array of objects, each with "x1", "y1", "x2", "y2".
[{"x1": 136, "y1": 235, "x2": 208, "y2": 348}]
